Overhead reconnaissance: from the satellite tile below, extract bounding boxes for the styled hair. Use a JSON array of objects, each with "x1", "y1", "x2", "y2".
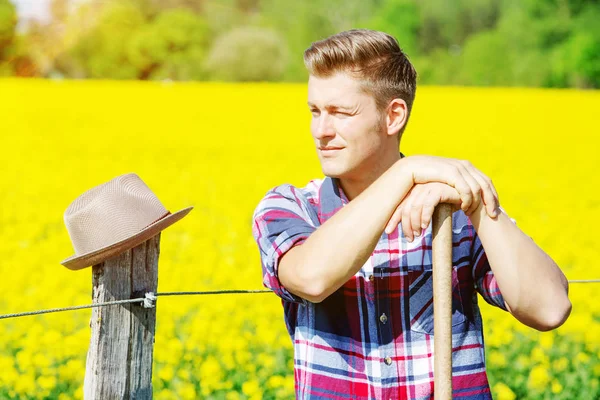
[{"x1": 304, "y1": 29, "x2": 417, "y2": 135}]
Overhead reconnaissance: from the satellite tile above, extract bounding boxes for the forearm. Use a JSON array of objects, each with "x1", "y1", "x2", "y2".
[
  {"x1": 470, "y1": 205, "x2": 571, "y2": 330},
  {"x1": 282, "y1": 159, "x2": 413, "y2": 302}
]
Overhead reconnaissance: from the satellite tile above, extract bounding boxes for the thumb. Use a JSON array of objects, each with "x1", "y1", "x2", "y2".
[{"x1": 439, "y1": 185, "x2": 462, "y2": 204}]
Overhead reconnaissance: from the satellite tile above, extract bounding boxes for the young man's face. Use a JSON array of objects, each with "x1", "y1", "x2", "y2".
[{"x1": 307, "y1": 72, "x2": 388, "y2": 180}]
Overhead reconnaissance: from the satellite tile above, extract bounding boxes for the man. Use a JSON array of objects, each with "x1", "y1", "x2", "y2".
[{"x1": 252, "y1": 29, "x2": 571, "y2": 399}]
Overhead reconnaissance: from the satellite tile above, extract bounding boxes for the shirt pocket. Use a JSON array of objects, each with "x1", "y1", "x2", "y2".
[{"x1": 406, "y1": 265, "x2": 467, "y2": 335}]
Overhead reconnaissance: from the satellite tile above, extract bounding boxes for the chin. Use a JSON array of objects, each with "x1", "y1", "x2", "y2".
[{"x1": 320, "y1": 161, "x2": 349, "y2": 178}]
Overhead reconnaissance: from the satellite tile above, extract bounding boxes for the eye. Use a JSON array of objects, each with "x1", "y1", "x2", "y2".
[{"x1": 334, "y1": 111, "x2": 351, "y2": 116}]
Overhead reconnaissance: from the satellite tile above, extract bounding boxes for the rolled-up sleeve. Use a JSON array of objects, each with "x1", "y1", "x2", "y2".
[{"x1": 252, "y1": 184, "x2": 317, "y2": 304}]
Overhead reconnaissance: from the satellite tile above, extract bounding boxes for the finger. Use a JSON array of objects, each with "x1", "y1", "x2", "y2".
[
  {"x1": 447, "y1": 163, "x2": 473, "y2": 213},
  {"x1": 410, "y1": 188, "x2": 428, "y2": 238},
  {"x1": 401, "y1": 193, "x2": 415, "y2": 242},
  {"x1": 472, "y1": 170, "x2": 500, "y2": 217},
  {"x1": 457, "y1": 161, "x2": 482, "y2": 215},
  {"x1": 438, "y1": 182, "x2": 462, "y2": 205},
  {"x1": 420, "y1": 193, "x2": 438, "y2": 232},
  {"x1": 437, "y1": 184, "x2": 463, "y2": 218},
  {"x1": 385, "y1": 204, "x2": 403, "y2": 234},
  {"x1": 421, "y1": 184, "x2": 460, "y2": 231}
]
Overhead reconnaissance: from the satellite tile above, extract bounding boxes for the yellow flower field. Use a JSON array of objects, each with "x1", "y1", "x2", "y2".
[{"x1": 0, "y1": 78, "x2": 598, "y2": 399}]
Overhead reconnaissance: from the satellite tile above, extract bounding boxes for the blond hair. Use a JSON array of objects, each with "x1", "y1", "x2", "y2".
[{"x1": 304, "y1": 29, "x2": 417, "y2": 135}]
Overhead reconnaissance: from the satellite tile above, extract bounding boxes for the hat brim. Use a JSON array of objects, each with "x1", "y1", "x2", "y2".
[{"x1": 61, "y1": 206, "x2": 193, "y2": 270}]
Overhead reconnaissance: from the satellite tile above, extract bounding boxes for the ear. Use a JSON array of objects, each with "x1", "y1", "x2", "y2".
[{"x1": 385, "y1": 99, "x2": 408, "y2": 137}]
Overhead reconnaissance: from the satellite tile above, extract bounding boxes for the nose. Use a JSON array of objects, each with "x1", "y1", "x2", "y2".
[{"x1": 312, "y1": 113, "x2": 336, "y2": 140}]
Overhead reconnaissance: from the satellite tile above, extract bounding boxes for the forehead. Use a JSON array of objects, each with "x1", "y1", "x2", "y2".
[{"x1": 307, "y1": 72, "x2": 373, "y2": 108}]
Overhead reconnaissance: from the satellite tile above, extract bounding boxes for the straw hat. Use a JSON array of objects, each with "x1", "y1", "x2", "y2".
[{"x1": 61, "y1": 173, "x2": 193, "y2": 270}]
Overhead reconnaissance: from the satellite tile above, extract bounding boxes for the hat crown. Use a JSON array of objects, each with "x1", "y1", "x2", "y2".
[{"x1": 64, "y1": 174, "x2": 168, "y2": 255}]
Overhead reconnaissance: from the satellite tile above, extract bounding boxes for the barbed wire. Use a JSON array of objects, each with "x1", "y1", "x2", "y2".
[{"x1": 0, "y1": 280, "x2": 596, "y2": 320}]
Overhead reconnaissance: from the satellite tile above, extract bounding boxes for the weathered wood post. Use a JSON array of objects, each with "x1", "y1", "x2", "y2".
[
  {"x1": 60, "y1": 173, "x2": 192, "y2": 399},
  {"x1": 84, "y1": 233, "x2": 160, "y2": 399},
  {"x1": 432, "y1": 204, "x2": 453, "y2": 400}
]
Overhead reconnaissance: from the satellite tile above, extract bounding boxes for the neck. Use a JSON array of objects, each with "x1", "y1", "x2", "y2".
[{"x1": 338, "y1": 148, "x2": 403, "y2": 201}]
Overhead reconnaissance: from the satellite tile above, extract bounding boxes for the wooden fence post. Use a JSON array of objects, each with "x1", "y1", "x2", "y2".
[{"x1": 84, "y1": 233, "x2": 160, "y2": 399}]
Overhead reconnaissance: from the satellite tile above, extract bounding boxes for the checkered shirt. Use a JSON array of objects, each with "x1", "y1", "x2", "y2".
[{"x1": 252, "y1": 177, "x2": 508, "y2": 399}]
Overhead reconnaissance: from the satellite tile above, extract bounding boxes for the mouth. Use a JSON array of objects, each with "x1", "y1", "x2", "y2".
[{"x1": 318, "y1": 147, "x2": 343, "y2": 156}]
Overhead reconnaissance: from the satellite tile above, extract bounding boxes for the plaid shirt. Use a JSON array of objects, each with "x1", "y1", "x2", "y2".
[{"x1": 252, "y1": 176, "x2": 509, "y2": 399}]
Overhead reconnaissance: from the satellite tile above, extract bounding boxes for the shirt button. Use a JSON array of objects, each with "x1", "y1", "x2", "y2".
[
  {"x1": 379, "y1": 313, "x2": 388, "y2": 324},
  {"x1": 384, "y1": 356, "x2": 392, "y2": 365},
  {"x1": 368, "y1": 275, "x2": 374, "y2": 282}
]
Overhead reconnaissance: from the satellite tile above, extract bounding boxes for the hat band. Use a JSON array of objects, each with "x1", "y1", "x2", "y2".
[{"x1": 142, "y1": 211, "x2": 171, "y2": 229}]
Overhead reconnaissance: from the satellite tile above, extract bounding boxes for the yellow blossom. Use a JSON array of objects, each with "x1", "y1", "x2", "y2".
[
  {"x1": 493, "y1": 382, "x2": 516, "y2": 400},
  {"x1": 551, "y1": 380, "x2": 563, "y2": 394},
  {"x1": 528, "y1": 366, "x2": 551, "y2": 391},
  {"x1": 553, "y1": 357, "x2": 569, "y2": 373},
  {"x1": 242, "y1": 379, "x2": 262, "y2": 397},
  {"x1": 488, "y1": 350, "x2": 507, "y2": 367}
]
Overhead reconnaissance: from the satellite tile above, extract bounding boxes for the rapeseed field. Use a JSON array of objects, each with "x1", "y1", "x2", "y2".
[{"x1": 0, "y1": 79, "x2": 598, "y2": 399}]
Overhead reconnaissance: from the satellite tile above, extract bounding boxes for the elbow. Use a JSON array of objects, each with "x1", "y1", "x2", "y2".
[
  {"x1": 279, "y1": 249, "x2": 331, "y2": 304},
  {"x1": 534, "y1": 298, "x2": 572, "y2": 332},
  {"x1": 288, "y1": 269, "x2": 332, "y2": 304},
  {"x1": 300, "y1": 281, "x2": 332, "y2": 304}
]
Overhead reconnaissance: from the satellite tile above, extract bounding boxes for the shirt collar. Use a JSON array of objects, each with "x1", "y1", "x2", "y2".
[{"x1": 317, "y1": 177, "x2": 347, "y2": 224}]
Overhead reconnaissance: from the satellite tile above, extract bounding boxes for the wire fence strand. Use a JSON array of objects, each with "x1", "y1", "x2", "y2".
[
  {"x1": 0, "y1": 281, "x2": 596, "y2": 320},
  {"x1": 0, "y1": 289, "x2": 272, "y2": 320}
]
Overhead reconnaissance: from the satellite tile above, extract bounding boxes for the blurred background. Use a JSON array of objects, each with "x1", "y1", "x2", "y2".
[{"x1": 2, "y1": 0, "x2": 600, "y2": 87}]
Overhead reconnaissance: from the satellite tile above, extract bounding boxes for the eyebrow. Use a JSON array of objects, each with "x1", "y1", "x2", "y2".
[{"x1": 307, "y1": 102, "x2": 353, "y2": 111}]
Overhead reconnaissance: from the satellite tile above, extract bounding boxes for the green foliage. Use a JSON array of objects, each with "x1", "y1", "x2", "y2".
[
  {"x1": 0, "y1": 0, "x2": 16, "y2": 59},
  {"x1": 70, "y1": 1, "x2": 145, "y2": 79},
  {"x1": 369, "y1": 0, "x2": 420, "y2": 57},
  {"x1": 8, "y1": 0, "x2": 600, "y2": 87},
  {"x1": 66, "y1": 1, "x2": 213, "y2": 80},
  {"x1": 417, "y1": 0, "x2": 501, "y2": 50},
  {"x1": 258, "y1": 0, "x2": 375, "y2": 80},
  {"x1": 204, "y1": 26, "x2": 288, "y2": 81},
  {"x1": 127, "y1": 9, "x2": 211, "y2": 80}
]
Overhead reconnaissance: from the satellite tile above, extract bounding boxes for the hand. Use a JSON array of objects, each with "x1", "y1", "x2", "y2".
[
  {"x1": 399, "y1": 155, "x2": 500, "y2": 217},
  {"x1": 384, "y1": 183, "x2": 463, "y2": 240}
]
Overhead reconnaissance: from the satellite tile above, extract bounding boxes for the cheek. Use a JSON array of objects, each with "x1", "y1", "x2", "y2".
[
  {"x1": 340, "y1": 120, "x2": 380, "y2": 149},
  {"x1": 309, "y1": 118, "x2": 318, "y2": 136}
]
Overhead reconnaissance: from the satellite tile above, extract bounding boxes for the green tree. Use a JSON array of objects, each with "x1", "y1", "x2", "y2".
[
  {"x1": 369, "y1": 0, "x2": 420, "y2": 57},
  {"x1": 258, "y1": 0, "x2": 376, "y2": 80},
  {"x1": 0, "y1": 0, "x2": 16, "y2": 75},
  {"x1": 416, "y1": 0, "x2": 502, "y2": 52},
  {"x1": 204, "y1": 26, "x2": 288, "y2": 81},
  {"x1": 69, "y1": 1, "x2": 146, "y2": 79},
  {"x1": 127, "y1": 9, "x2": 211, "y2": 80}
]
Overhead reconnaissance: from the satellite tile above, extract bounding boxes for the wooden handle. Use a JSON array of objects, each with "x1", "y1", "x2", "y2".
[{"x1": 432, "y1": 204, "x2": 453, "y2": 399}]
